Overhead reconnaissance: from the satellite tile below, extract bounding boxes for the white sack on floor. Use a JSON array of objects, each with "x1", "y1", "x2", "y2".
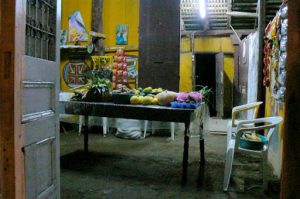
[{"x1": 115, "y1": 119, "x2": 143, "y2": 139}]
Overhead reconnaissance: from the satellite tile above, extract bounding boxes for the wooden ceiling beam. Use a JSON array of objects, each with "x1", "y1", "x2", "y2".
[
  {"x1": 181, "y1": 29, "x2": 255, "y2": 37},
  {"x1": 226, "y1": 11, "x2": 258, "y2": 18}
]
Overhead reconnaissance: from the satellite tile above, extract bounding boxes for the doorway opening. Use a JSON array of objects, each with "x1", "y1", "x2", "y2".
[{"x1": 195, "y1": 53, "x2": 217, "y2": 116}]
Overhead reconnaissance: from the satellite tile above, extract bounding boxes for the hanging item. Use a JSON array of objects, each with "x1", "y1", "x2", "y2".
[
  {"x1": 116, "y1": 25, "x2": 128, "y2": 45},
  {"x1": 276, "y1": 3, "x2": 288, "y2": 102},
  {"x1": 68, "y1": 11, "x2": 89, "y2": 42},
  {"x1": 63, "y1": 61, "x2": 89, "y2": 88},
  {"x1": 263, "y1": 13, "x2": 279, "y2": 88},
  {"x1": 60, "y1": 30, "x2": 68, "y2": 46},
  {"x1": 263, "y1": 2, "x2": 288, "y2": 102}
]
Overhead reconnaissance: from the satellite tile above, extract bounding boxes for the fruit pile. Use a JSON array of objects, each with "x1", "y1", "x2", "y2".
[
  {"x1": 129, "y1": 88, "x2": 178, "y2": 106},
  {"x1": 141, "y1": 87, "x2": 163, "y2": 94},
  {"x1": 129, "y1": 87, "x2": 161, "y2": 105},
  {"x1": 170, "y1": 91, "x2": 203, "y2": 109},
  {"x1": 112, "y1": 85, "x2": 136, "y2": 94},
  {"x1": 71, "y1": 76, "x2": 112, "y2": 102},
  {"x1": 130, "y1": 95, "x2": 158, "y2": 105}
]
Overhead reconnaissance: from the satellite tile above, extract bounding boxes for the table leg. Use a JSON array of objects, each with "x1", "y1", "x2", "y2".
[
  {"x1": 181, "y1": 122, "x2": 190, "y2": 186},
  {"x1": 84, "y1": 115, "x2": 89, "y2": 153},
  {"x1": 200, "y1": 139, "x2": 205, "y2": 165},
  {"x1": 199, "y1": 123, "x2": 205, "y2": 165}
]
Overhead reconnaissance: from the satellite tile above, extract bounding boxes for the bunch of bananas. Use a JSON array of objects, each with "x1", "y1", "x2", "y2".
[{"x1": 243, "y1": 133, "x2": 261, "y2": 142}]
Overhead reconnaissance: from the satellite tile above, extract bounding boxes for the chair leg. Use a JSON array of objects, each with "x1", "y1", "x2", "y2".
[
  {"x1": 262, "y1": 151, "x2": 268, "y2": 190},
  {"x1": 170, "y1": 122, "x2": 175, "y2": 140},
  {"x1": 227, "y1": 123, "x2": 232, "y2": 147},
  {"x1": 143, "y1": 120, "x2": 148, "y2": 138},
  {"x1": 102, "y1": 117, "x2": 108, "y2": 137},
  {"x1": 79, "y1": 115, "x2": 84, "y2": 136},
  {"x1": 152, "y1": 127, "x2": 155, "y2": 135},
  {"x1": 223, "y1": 147, "x2": 235, "y2": 191}
]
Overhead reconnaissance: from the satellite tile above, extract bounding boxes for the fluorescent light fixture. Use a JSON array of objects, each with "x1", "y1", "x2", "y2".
[{"x1": 199, "y1": 0, "x2": 206, "y2": 18}]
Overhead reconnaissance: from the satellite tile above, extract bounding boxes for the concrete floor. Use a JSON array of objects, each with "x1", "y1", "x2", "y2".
[{"x1": 60, "y1": 126, "x2": 279, "y2": 199}]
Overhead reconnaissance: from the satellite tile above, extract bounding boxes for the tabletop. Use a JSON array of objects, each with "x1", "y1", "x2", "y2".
[{"x1": 59, "y1": 101, "x2": 204, "y2": 124}]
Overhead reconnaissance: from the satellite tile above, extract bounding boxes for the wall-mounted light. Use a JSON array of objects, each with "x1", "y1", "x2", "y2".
[{"x1": 199, "y1": 0, "x2": 206, "y2": 19}]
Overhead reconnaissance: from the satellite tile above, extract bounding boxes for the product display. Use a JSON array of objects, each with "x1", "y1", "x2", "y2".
[
  {"x1": 263, "y1": 2, "x2": 288, "y2": 102},
  {"x1": 112, "y1": 48, "x2": 128, "y2": 89},
  {"x1": 90, "y1": 56, "x2": 113, "y2": 80}
]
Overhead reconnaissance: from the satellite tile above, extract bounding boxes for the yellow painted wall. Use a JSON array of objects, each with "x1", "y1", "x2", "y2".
[
  {"x1": 224, "y1": 55, "x2": 234, "y2": 84},
  {"x1": 181, "y1": 37, "x2": 191, "y2": 52},
  {"x1": 102, "y1": 0, "x2": 139, "y2": 52},
  {"x1": 102, "y1": 0, "x2": 139, "y2": 88},
  {"x1": 61, "y1": 0, "x2": 92, "y2": 45},
  {"x1": 179, "y1": 36, "x2": 234, "y2": 92},
  {"x1": 221, "y1": 37, "x2": 235, "y2": 52},
  {"x1": 194, "y1": 37, "x2": 234, "y2": 53},
  {"x1": 180, "y1": 53, "x2": 193, "y2": 92}
]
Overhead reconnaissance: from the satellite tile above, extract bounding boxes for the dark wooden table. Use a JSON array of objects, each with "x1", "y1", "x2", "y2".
[{"x1": 59, "y1": 101, "x2": 206, "y2": 185}]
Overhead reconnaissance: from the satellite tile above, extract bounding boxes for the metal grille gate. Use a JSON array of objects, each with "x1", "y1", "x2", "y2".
[{"x1": 25, "y1": 0, "x2": 56, "y2": 61}]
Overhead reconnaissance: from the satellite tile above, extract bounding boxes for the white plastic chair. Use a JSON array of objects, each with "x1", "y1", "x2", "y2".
[
  {"x1": 143, "y1": 121, "x2": 175, "y2": 140},
  {"x1": 79, "y1": 116, "x2": 109, "y2": 137},
  {"x1": 223, "y1": 116, "x2": 283, "y2": 191},
  {"x1": 59, "y1": 92, "x2": 109, "y2": 136},
  {"x1": 227, "y1": 102, "x2": 263, "y2": 146}
]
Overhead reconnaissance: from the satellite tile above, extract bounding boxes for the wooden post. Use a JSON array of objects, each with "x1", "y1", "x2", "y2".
[
  {"x1": 257, "y1": 0, "x2": 266, "y2": 116},
  {"x1": 230, "y1": 34, "x2": 241, "y2": 107},
  {"x1": 280, "y1": 1, "x2": 300, "y2": 198},
  {"x1": 91, "y1": 0, "x2": 104, "y2": 55},
  {"x1": 0, "y1": 0, "x2": 25, "y2": 198}
]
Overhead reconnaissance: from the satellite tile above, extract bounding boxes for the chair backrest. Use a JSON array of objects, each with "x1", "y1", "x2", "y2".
[
  {"x1": 234, "y1": 116, "x2": 283, "y2": 151},
  {"x1": 231, "y1": 102, "x2": 263, "y2": 127}
]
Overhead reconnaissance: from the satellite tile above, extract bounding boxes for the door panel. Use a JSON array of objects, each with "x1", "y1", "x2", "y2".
[
  {"x1": 23, "y1": 82, "x2": 55, "y2": 116},
  {"x1": 23, "y1": 0, "x2": 61, "y2": 198},
  {"x1": 24, "y1": 117, "x2": 56, "y2": 146},
  {"x1": 215, "y1": 53, "x2": 224, "y2": 118},
  {"x1": 24, "y1": 137, "x2": 56, "y2": 199},
  {"x1": 223, "y1": 55, "x2": 234, "y2": 118}
]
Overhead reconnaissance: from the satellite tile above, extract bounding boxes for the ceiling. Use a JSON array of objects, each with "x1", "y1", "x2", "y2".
[{"x1": 180, "y1": 0, "x2": 282, "y2": 31}]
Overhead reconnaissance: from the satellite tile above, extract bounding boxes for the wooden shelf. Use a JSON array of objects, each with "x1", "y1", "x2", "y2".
[
  {"x1": 60, "y1": 45, "x2": 89, "y2": 59},
  {"x1": 60, "y1": 45, "x2": 88, "y2": 49}
]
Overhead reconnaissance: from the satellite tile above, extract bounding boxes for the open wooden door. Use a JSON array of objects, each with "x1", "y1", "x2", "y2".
[
  {"x1": 0, "y1": 0, "x2": 61, "y2": 198},
  {"x1": 237, "y1": 38, "x2": 249, "y2": 106},
  {"x1": 215, "y1": 53, "x2": 233, "y2": 118},
  {"x1": 23, "y1": 0, "x2": 61, "y2": 198},
  {"x1": 215, "y1": 53, "x2": 224, "y2": 118}
]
